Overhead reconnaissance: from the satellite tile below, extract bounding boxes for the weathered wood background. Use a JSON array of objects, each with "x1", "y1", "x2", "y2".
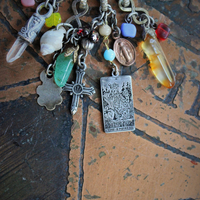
[{"x1": 0, "y1": 0, "x2": 200, "y2": 199}]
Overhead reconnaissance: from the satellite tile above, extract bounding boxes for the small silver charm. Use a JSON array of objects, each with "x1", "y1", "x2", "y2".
[
  {"x1": 63, "y1": 68, "x2": 95, "y2": 115},
  {"x1": 37, "y1": 70, "x2": 63, "y2": 111},
  {"x1": 100, "y1": 75, "x2": 135, "y2": 133},
  {"x1": 64, "y1": 45, "x2": 79, "y2": 63}
]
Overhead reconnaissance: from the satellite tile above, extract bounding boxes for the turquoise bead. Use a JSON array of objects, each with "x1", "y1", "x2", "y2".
[
  {"x1": 54, "y1": 52, "x2": 74, "y2": 87},
  {"x1": 104, "y1": 49, "x2": 115, "y2": 61}
]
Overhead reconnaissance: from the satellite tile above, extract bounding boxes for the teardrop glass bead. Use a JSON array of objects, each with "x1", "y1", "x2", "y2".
[
  {"x1": 141, "y1": 34, "x2": 175, "y2": 88},
  {"x1": 54, "y1": 52, "x2": 74, "y2": 87}
]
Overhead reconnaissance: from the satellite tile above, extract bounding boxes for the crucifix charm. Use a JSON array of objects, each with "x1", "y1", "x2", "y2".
[{"x1": 63, "y1": 67, "x2": 95, "y2": 115}]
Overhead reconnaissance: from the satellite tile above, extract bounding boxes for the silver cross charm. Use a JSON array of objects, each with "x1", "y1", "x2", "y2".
[{"x1": 63, "y1": 68, "x2": 95, "y2": 115}]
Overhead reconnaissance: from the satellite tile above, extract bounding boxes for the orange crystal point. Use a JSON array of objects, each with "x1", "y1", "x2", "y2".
[{"x1": 141, "y1": 34, "x2": 175, "y2": 88}]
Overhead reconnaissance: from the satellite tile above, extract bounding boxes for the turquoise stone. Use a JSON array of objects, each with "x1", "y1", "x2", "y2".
[
  {"x1": 104, "y1": 49, "x2": 115, "y2": 61},
  {"x1": 54, "y1": 52, "x2": 74, "y2": 87}
]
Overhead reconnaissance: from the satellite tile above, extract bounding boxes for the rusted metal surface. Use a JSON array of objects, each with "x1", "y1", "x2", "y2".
[{"x1": 0, "y1": 0, "x2": 200, "y2": 200}]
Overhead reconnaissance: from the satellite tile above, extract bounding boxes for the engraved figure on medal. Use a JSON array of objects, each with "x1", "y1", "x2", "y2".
[
  {"x1": 114, "y1": 38, "x2": 136, "y2": 67},
  {"x1": 100, "y1": 75, "x2": 135, "y2": 133}
]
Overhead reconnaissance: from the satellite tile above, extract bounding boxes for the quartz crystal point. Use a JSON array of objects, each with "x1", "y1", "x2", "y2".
[
  {"x1": 141, "y1": 29, "x2": 175, "y2": 88},
  {"x1": 54, "y1": 52, "x2": 74, "y2": 87},
  {"x1": 6, "y1": 36, "x2": 29, "y2": 63},
  {"x1": 6, "y1": 2, "x2": 53, "y2": 63}
]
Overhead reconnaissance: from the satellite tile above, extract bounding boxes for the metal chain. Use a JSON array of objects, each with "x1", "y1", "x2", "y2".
[
  {"x1": 101, "y1": 0, "x2": 108, "y2": 12},
  {"x1": 66, "y1": 0, "x2": 89, "y2": 28},
  {"x1": 119, "y1": 0, "x2": 155, "y2": 26},
  {"x1": 91, "y1": 3, "x2": 121, "y2": 36},
  {"x1": 44, "y1": 0, "x2": 63, "y2": 10},
  {"x1": 45, "y1": 0, "x2": 90, "y2": 78},
  {"x1": 46, "y1": 40, "x2": 67, "y2": 76},
  {"x1": 123, "y1": 0, "x2": 130, "y2": 7},
  {"x1": 78, "y1": 54, "x2": 87, "y2": 70}
]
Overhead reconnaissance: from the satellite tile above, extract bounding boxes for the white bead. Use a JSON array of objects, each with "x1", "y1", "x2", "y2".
[{"x1": 99, "y1": 24, "x2": 111, "y2": 36}]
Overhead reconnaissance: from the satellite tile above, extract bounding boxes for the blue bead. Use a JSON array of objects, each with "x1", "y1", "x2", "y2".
[
  {"x1": 104, "y1": 49, "x2": 115, "y2": 61},
  {"x1": 121, "y1": 23, "x2": 136, "y2": 38}
]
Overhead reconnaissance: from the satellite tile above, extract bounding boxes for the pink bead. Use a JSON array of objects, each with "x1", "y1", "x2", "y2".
[{"x1": 21, "y1": 0, "x2": 35, "y2": 7}]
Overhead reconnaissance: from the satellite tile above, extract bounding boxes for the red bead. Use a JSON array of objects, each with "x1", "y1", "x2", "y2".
[
  {"x1": 77, "y1": 28, "x2": 84, "y2": 36},
  {"x1": 155, "y1": 23, "x2": 170, "y2": 41}
]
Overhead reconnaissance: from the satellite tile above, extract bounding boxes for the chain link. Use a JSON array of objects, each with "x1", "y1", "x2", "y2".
[
  {"x1": 101, "y1": 0, "x2": 108, "y2": 12},
  {"x1": 110, "y1": 62, "x2": 119, "y2": 77},
  {"x1": 123, "y1": 0, "x2": 130, "y2": 7},
  {"x1": 78, "y1": 54, "x2": 87, "y2": 70},
  {"x1": 44, "y1": 0, "x2": 63, "y2": 10},
  {"x1": 119, "y1": 0, "x2": 155, "y2": 26}
]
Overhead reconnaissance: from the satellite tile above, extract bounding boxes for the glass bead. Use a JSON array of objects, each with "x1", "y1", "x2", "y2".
[
  {"x1": 104, "y1": 49, "x2": 115, "y2": 61},
  {"x1": 45, "y1": 13, "x2": 62, "y2": 28},
  {"x1": 77, "y1": 28, "x2": 84, "y2": 36},
  {"x1": 121, "y1": 23, "x2": 136, "y2": 38},
  {"x1": 155, "y1": 23, "x2": 170, "y2": 41},
  {"x1": 21, "y1": 0, "x2": 35, "y2": 7},
  {"x1": 99, "y1": 24, "x2": 111, "y2": 36}
]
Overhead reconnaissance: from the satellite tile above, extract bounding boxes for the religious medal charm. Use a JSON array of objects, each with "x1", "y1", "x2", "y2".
[
  {"x1": 6, "y1": 2, "x2": 53, "y2": 63},
  {"x1": 63, "y1": 65, "x2": 95, "y2": 115},
  {"x1": 113, "y1": 38, "x2": 135, "y2": 66},
  {"x1": 118, "y1": 0, "x2": 176, "y2": 88}
]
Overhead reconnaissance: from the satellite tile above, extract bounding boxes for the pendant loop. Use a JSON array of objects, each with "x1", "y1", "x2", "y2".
[
  {"x1": 110, "y1": 62, "x2": 119, "y2": 77},
  {"x1": 36, "y1": 2, "x2": 53, "y2": 18}
]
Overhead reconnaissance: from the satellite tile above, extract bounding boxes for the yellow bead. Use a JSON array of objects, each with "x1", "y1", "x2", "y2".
[{"x1": 45, "y1": 13, "x2": 62, "y2": 28}]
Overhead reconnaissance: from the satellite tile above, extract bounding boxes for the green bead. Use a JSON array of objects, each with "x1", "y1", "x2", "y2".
[{"x1": 54, "y1": 52, "x2": 74, "y2": 87}]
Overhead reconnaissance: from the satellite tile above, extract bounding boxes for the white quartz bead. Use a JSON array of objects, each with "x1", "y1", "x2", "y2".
[{"x1": 99, "y1": 24, "x2": 112, "y2": 36}]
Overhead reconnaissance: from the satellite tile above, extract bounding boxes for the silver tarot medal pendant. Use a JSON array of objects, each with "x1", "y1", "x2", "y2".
[{"x1": 100, "y1": 73, "x2": 135, "y2": 133}]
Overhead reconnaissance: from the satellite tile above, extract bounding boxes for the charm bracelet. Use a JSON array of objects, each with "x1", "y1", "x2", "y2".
[
  {"x1": 90, "y1": 0, "x2": 176, "y2": 132},
  {"x1": 90, "y1": 0, "x2": 136, "y2": 133},
  {"x1": 6, "y1": 0, "x2": 175, "y2": 133},
  {"x1": 7, "y1": 0, "x2": 99, "y2": 115}
]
